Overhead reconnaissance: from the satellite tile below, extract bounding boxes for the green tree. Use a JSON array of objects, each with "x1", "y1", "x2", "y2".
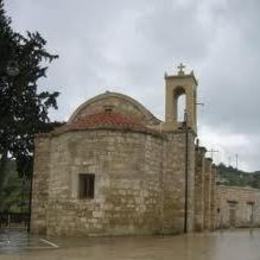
[{"x1": 0, "y1": 0, "x2": 61, "y2": 197}]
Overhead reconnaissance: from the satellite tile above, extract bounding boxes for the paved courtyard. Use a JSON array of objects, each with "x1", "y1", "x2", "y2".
[{"x1": 0, "y1": 228, "x2": 260, "y2": 260}]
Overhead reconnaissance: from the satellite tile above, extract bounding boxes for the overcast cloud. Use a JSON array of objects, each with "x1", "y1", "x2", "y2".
[{"x1": 5, "y1": 0, "x2": 260, "y2": 171}]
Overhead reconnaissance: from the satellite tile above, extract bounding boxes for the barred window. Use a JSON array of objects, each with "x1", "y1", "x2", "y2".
[{"x1": 79, "y1": 174, "x2": 95, "y2": 199}]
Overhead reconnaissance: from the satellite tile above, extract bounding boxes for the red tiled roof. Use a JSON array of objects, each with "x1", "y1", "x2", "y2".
[{"x1": 53, "y1": 111, "x2": 154, "y2": 134}]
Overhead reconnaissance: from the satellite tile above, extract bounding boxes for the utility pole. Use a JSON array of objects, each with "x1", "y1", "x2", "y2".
[
  {"x1": 184, "y1": 109, "x2": 189, "y2": 233},
  {"x1": 235, "y1": 154, "x2": 239, "y2": 170},
  {"x1": 183, "y1": 103, "x2": 204, "y2": 233},
  {"x1": 228, "y1": 156, "x2": 231, "y2": 167},
  {"x1": 208, "y1": 149, "x2": 219, "y2": 160}
]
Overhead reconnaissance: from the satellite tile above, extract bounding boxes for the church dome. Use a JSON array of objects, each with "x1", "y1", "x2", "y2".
[
  {"x1": 49, "y1": 91, "x2": 162, "y2": 136},
  {"x1": 68, "y1": 91, "x2": 161, "y2": 126}
]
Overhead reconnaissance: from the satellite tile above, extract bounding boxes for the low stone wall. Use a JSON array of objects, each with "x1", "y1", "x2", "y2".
[{"x1": 216, "y1": 185, "x2": 260, "y2": 228}]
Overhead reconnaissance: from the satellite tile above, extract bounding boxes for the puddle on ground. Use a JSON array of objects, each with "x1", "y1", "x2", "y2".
[{"x1": 0, "y1": 228, "x2": 260, "y2": 260}]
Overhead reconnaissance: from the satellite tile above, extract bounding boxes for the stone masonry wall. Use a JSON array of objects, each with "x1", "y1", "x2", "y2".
[
  {"x1": 194, "y1": 146, "x2": 206, "y2": 231},
  {"x1": 31, "y1": 135, "x2": 51, "y2": 234},
  {"x1": 32, "y1": 129, "x2": 166, "y2": 236},
  {"x1": 210, "y1": 165, "x2": 217, "y2": 230},
  {"x1": 31, "y1": 127, "x2": 198, "y2": 236},
  {"x1": 216, "y1": 185, "x2": 260, "y2": 228},
  {"x1": 163, "y1": 130, "x2": 196, "y2": 234},
  {"x1": 203, "y1": 158, "x2": 212, "y2": 230}
]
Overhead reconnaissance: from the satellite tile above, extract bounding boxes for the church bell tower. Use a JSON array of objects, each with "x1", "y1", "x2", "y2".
[{"x1": 164, "y1": 63, "x2": 198, "y2": 133}]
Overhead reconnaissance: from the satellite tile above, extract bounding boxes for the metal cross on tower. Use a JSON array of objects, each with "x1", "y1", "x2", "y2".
[{"x1": 177, "y1": 63, "x2": 185, "y2": 74}]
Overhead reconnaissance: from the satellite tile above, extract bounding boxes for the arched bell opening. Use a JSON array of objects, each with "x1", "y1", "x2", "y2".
[{"x1": 174, "y1": 87, "x2": 186, "y2": 123}]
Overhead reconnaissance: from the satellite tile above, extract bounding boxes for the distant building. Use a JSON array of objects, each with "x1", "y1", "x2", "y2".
[{"x1": 31, "y1": 66, "x2": 260, "y2": 236}]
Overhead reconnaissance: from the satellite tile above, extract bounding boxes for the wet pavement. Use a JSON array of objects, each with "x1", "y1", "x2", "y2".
[{"x1": 0, "y1": 228, "x2": 260, "y2": 260}]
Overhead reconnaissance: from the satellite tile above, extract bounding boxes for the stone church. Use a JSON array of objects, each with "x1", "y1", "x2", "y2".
[{"x1": 31, "y1": 66, "x2": 260, "y2": 236}]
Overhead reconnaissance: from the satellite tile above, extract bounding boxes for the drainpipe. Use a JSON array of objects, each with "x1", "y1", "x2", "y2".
[{"x1": 184, "y1": 110, "x2": 189, "y2": 233}]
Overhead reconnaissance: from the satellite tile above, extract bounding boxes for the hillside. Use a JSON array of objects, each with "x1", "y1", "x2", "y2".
[{"x1": 217, "y1": 163, "x2": 260, "y2": 189}]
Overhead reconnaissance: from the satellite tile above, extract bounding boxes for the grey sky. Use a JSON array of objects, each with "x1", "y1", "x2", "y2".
[{"x1": 5, "y1": 0, "x2": 260, "y2": 171}]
